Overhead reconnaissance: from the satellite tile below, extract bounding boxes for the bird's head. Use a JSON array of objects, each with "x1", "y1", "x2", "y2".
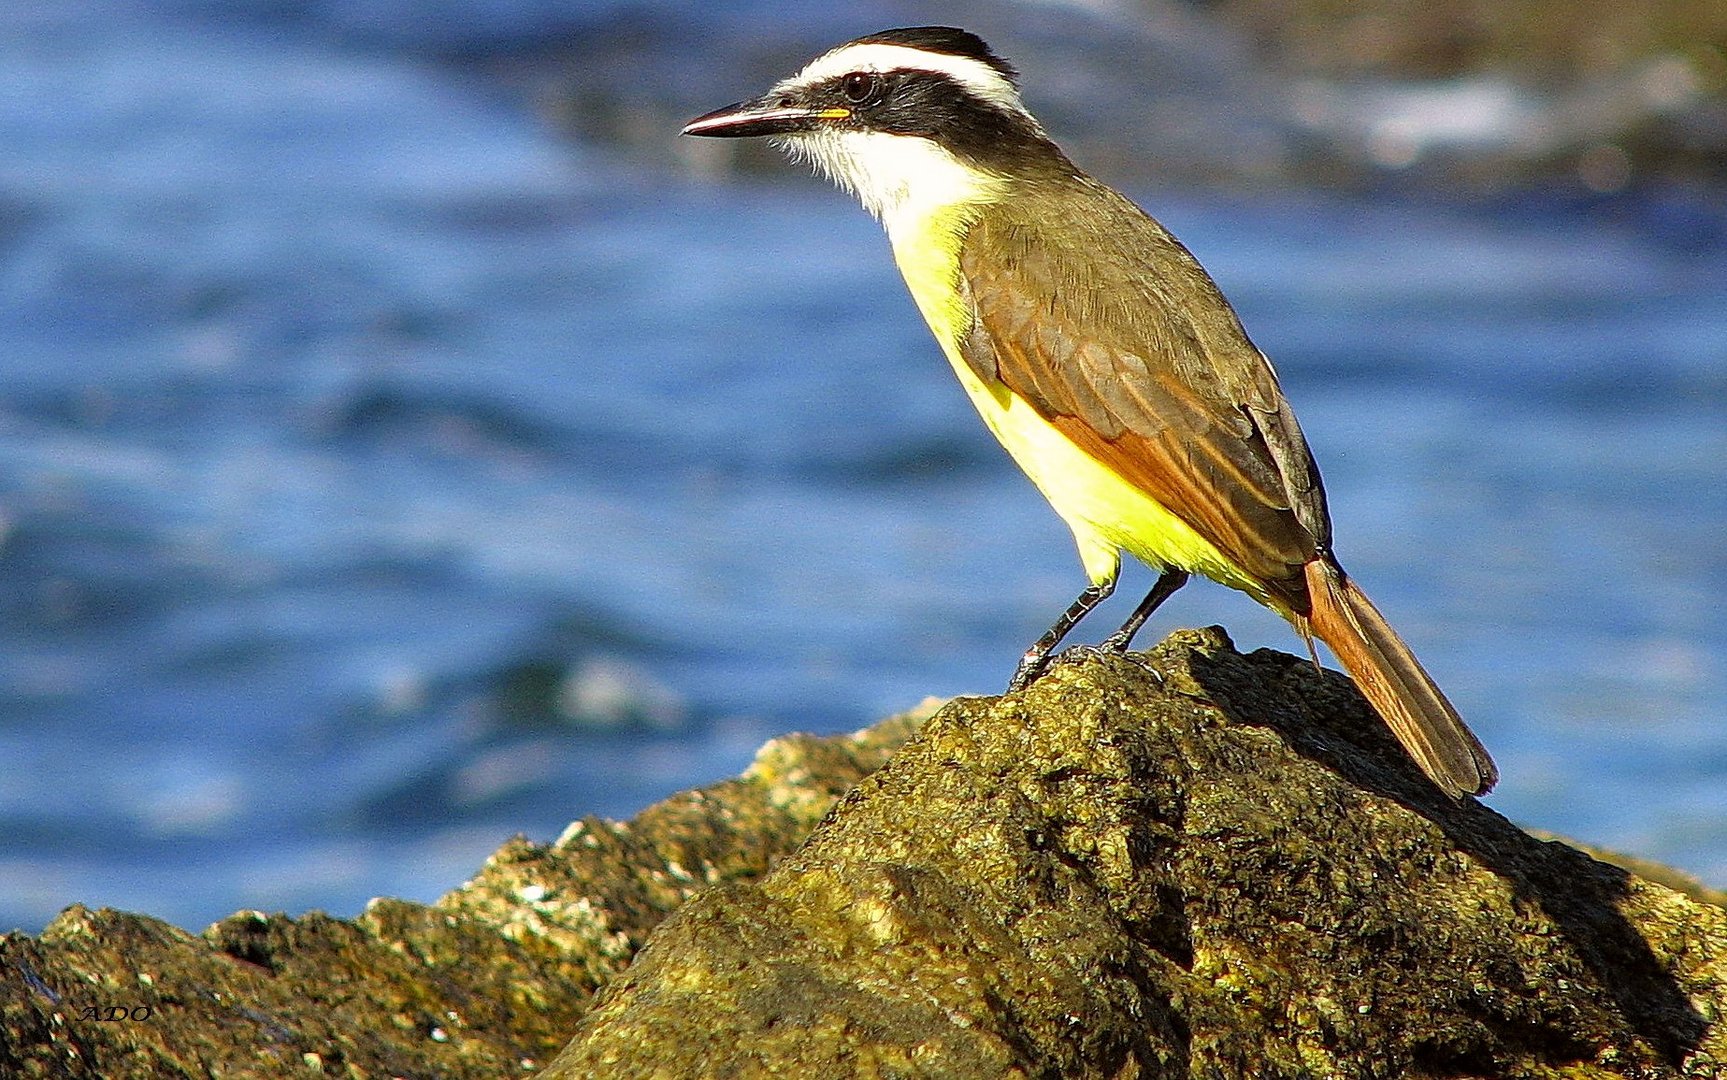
[{"x1": 682, "y1": 27, "x2": 1063, "y2": 223}]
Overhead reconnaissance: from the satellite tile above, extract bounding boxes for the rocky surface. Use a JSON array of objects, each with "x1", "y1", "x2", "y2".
[
  {"x1": 4, "y1": 629, "x2": 1724, "y2": 1078},
  {"x1": 552, "y1": 629, "x2": 1726, "y2": 1078},
  {"x1": 0, "y1": 704, "x2": 930, "y2": 1078}
]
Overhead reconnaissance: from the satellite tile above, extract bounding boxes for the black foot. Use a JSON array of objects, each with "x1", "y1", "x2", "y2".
[
  {"x1": 1052, "y1": 643, "x2": 1115, "y2": 669},
  {"x1": 1007, "y1": 643, "x2": 1118, "y2": 693},
  {"x1": 1006, "y1": 579, "x2": 1117, "y2": 693},
  {"x1": 1006, "y1": 649, "x2": 1049, "y2": 693}
]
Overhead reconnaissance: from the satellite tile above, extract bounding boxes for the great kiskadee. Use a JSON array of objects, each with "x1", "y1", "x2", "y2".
[{"x1": 682, "y1": 27, "x2": 1497, "y2": 797}]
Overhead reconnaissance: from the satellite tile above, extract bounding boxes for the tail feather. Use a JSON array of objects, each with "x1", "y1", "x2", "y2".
[{"x1": 1303, "y1": 560, "x2": 1498, "y2": 797}]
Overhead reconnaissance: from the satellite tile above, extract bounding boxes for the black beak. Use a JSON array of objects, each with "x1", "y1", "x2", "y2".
[{"x1": 681, "y1": 94, "x2": 850, "y2": 139}]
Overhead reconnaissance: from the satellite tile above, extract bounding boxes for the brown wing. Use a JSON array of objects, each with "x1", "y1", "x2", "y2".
[{"x1": 958, "y1": 182, "x2": 1328, "y2": 603}]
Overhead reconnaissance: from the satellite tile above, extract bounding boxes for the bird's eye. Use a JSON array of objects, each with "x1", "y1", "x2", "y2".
[{"x1": 841, "y1": 72, "x2": 880, "y2": 104}]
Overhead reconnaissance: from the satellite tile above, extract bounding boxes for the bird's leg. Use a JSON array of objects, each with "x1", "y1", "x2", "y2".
[
  {"x1": 1007, "y1": 579, "x2": 1114, "y2": 692},
  {"x1": 1097, "y1": 569, "x2": 1189, "y2": 653}
]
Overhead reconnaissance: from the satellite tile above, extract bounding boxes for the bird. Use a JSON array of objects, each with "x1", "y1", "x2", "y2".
[{"x1": 681, "y1": 26, "x2": 1498, "y2": 797}]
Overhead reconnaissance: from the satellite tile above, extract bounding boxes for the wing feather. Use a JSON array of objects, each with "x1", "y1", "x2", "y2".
[{"x1": 958, "y1": 184, "x2": 1326, "y2": 600}]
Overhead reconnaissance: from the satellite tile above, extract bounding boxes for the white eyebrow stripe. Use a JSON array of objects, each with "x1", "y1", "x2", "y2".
[{"x1": 780, "y1": 42, "x2": 1025, "y2": 116}]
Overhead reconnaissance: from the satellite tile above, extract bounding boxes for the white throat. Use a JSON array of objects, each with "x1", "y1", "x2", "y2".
[{"x1": 780, "y1": 128, "x2": 1002, "y2": 239}]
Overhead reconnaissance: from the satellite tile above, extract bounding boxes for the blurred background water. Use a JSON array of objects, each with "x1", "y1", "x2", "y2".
[{"x1": 1, "y1": 0, "x2": 1722, "y2": 933}]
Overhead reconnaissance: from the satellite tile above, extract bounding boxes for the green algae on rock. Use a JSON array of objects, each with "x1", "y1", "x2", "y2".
[
  {"x1": 0, "y1": 703, "x2": 931, "y2": 1079},
  {"x1": 4, "y1": 631, "x2": 1725, "y2": 1079},
  {"x1": 549, "y1": 630, "x2": 1727, "y2": 1078}
]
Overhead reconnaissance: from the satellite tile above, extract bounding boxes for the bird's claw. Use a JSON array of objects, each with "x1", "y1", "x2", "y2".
[
  {"x1": 1006, "y1": 652, "x2": 1046, "y2": 693},
  {"x1": 1006, "y1": 643, "x2": 1121, "y2": 694}
]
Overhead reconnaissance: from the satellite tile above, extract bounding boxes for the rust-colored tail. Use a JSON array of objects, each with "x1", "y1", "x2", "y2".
[{"x1": 1303, "y1": 559, "x2": 1498, "y2": 797}]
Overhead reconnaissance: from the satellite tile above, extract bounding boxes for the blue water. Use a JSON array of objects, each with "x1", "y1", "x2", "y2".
[{"x1": 1, "y1": 3, "x2": 1723, "y2": 933}]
